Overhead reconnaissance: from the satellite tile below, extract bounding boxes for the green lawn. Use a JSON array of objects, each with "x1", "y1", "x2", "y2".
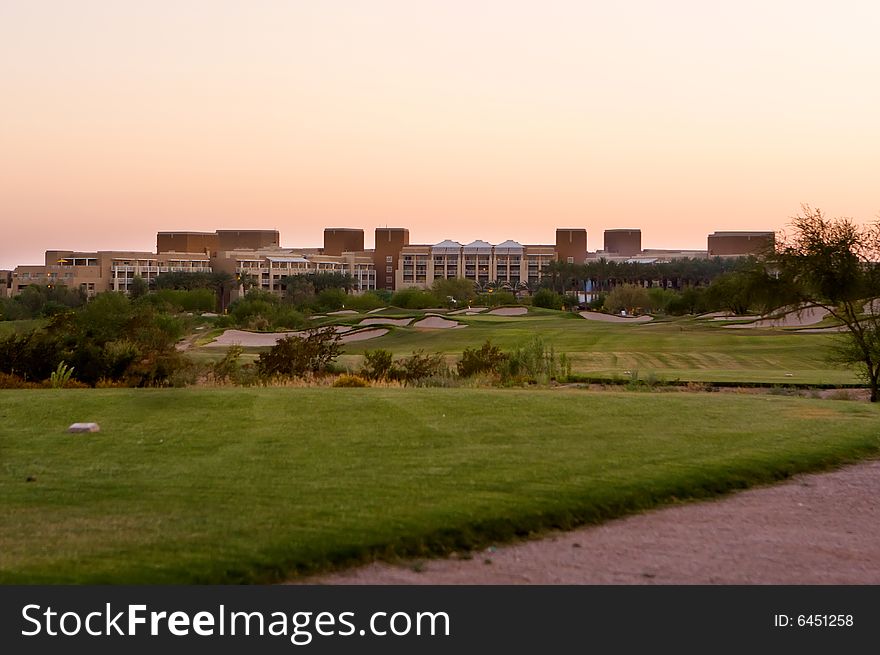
[
  {"x1": 200, "y1": 309, "x2": 858, "y2": 386},
  {"x1": 1, "y1": 387, "x2": 878, "y2": 584}
]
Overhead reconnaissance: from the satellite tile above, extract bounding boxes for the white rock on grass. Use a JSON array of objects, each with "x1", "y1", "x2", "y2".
[{"x1": 68, "y1": 423, "x2": 100, "y2": 433}]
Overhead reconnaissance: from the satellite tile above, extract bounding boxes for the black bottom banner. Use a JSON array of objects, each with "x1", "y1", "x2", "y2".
[{"x1": 1, "y1": 585, "x2": 876, "y2": 653}]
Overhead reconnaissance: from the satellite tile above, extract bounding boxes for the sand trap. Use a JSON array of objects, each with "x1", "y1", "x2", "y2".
[
  {"x1": 578, "y1": 312, "x2": 653, "y2": 323},
  {"x1": 328, "y1": 309, "x2": 358, "y2": 315},
  {"x1": 367, "y1": 307, "x2": 388, "y2": 314},
  {"x1": 795, "y1": 325, "x2": 848, "y2": 333},
  {"x1": 206, "y1": 326, "x2": 351, "y2": 347},
  {"x1": 487, "y1": 307, "x2": 528, "y2": 316},
  {"x1": 711, "y1": 314, "x2": 760, "y2": 321},
  {"x1": 340, "y1": 328, "x2": 388, "y2": 343},
  {"x1": 724, "y1": 306, "x2": 829, "y2": 329},
  {"x1": 449, "y1": 307, "x2": 487, "y2": 315},
  {"x1": 309, "y1": 315, "x2": 327, "y2": 319},
  {"x1": 696, "y1": 311, "x2": 728, "y2": 319},
  {"x1": 207, "y1": 330, "x2": 302, "y2": 347},
  {"x1": 413, "y1": 317, "x2": 463, "y2": 329},
  {"x1": 358, "y1": 317, "x2": 413, "y2": 327}
]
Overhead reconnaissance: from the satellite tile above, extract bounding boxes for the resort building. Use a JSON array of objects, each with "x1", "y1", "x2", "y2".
[
  {"x1": 707, "y1": 231, "x2": 775, "y2": 257},
  {"x1": 7, "y1": 225, "x2": 776, "y2": 298},
  {"x1": 396, "y1": 240, "x2": 556, "y2": 291}
]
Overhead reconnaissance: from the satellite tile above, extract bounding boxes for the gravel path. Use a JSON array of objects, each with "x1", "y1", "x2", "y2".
[{"x1": 307, "y1": 459, "x2": 880, "y2": 585}]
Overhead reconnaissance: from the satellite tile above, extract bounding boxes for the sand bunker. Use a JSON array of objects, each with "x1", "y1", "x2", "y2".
[
  {"x1": 795, "y1": 325, "x2": 848, "y2": 333},
  {"x1": 449, "y1": 307, "x2": 486, "y2": 315},
  {"x1": 206, "y1": 326, "x2": 351, "y2": 347},
  {"x1": 487, "y1": 307, "x2": 528, "y2": 316},
  {"x1": 578, "y1": 312, "x2": 653, "y2": 323},
  {"x1": 358, "y1": 317, "x2": 413, "y2": 327},
  {"x1": 340, "y1": 328, "x2": 388, "y2": 343},
  {"x1": 413, "y1": 317, "x2": 463, "y2": 329},
  {"x1": 328, "y1": 309, "x2": 358, "y2": 315},
  {"x1": 724, "y1": 306, "x2": 829, "y2": 329},
  {"x1": 711, "y1": 315, "x2": 760, "y2": 321},
  {"x1": 367, "y1": 307, "x2": 388, "y2": 314}
]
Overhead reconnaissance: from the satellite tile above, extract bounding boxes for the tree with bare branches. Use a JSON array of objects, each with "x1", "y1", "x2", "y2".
[{"x1": 772, "y1": 205, "x2": 880, "y2": 401}]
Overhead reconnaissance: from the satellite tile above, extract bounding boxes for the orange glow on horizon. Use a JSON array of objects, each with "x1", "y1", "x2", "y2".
[{"x1": 2, "y1": 1, "x2": 879, "y2": 268}]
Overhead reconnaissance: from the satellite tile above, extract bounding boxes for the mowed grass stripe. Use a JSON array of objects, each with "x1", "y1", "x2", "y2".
[
  {"x1": 208, "y1": 311, "x2": 854, "y2": 385},
  {"x1": 1, "y1": 388, "x2": 878, "y2": 584}
]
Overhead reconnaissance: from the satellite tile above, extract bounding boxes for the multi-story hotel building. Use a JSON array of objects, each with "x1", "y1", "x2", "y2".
[
  {"x1": 396, "y1": 240, "x2": 557, "y2": 291},
  {"x1": 7, "y1": 226, "x2": 774, "y2": 298}
]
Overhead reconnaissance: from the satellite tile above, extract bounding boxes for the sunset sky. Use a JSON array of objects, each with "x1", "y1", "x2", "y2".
[{"x1": 2, "y1": 0, "x2": 879, "y2": 269}]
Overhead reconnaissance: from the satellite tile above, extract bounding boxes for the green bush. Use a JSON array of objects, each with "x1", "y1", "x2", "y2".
[
  {"x1": 227, "y1": 290, "x2": 306, "y2": 330},
  {"x1": 390, "y1": 288, "x2": 439, "y2": 309},
  {"x1": 501, "y1": 336, "x2": 569, "y2": 383},
  {"x1": 314, "y1": 288, "x2": 347, "y2": 312},
  {"x1": 344, "y1": 292, "x2": 386, "y2": 312},
  {"x1": 603, "y1": 284, "x2": 650, "y2": 315},
  {"x1": 476, "y1": 291, "x2": 518, "y2": 307},
  {"x1": 458, "y1": 340, "x2": 508, "y2": 377},
  {"x1": 360, "y1": 349, "x2": 393, "y2": 381},
  {"x1": 256, "y1": 327, "x2": 342, "y2": 378},
  {"x1": 148, "y1": 289, "x2": 217, "y2": 313},
  {"x1": 392, "y1": 350, "x2": 447, "y2": 385},
  {"x1": 532, "y1": 288, "x2": 564, "y2": 310},
  {"x1": 432, "y1": 278, "x2": 477, "y2": 305},
  {"x1": 213, "y1": 344, "x2": 243, "y2": 383}
]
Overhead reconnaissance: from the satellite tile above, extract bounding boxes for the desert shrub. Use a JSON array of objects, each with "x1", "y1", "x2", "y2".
[
  {"x1": 213, "y1": 344, "x2": 243, "y2": 383},
  {"x1": 501, "y1": 336, "x2": 569, "y2": 383},
  {"x1": 333, "y1": 374, "x2": 369, "y2": 388},
  {"x1": 233, "y1": 363, "x2": 261, "y2": 387},
  {"x1": 532, "y1": 288, "x2": 564, "y2": 310},
  {"x1": 256, "y1": 327, "x2": 342, "y2": 378},
  {"x1": 392, "y1": 350, "x2": 447, "y2": 385},
  {"x1": 360, "y1": 349, "x2": 393, "y2": 381},
  {"x1": 0, "y1": 372, "x2": 43, "y2": 389},
  {"x1": 458, "y1": 340, "x2": 508, "y2": 377}
]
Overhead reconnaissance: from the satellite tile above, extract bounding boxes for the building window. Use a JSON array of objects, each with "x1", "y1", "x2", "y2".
[
  {"x1": 386, "y1": 256, "x2": 393, "y2": 263},
  {"x1": 385, "y1": 276, "x2": 393, "y2": 284},
  {"x1": 567, "y1": 257, "x2": 574, "y2": 264},
  {"x1": 386, "y1": 266, "x2": 393, "y2": 273}
]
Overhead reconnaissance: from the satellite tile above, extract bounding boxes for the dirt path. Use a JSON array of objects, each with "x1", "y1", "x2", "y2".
[{"x1": 306, "y1": 459, "x2": 880, "y2": 584}]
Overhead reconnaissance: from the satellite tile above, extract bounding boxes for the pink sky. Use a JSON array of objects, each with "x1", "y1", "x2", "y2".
[{"x1": 2, "y1": 0, "x2": 879, "y2": 269}]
